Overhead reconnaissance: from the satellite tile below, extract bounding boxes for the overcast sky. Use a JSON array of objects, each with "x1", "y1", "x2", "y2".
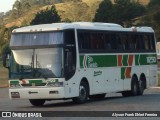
[{"x1": 0, "y1": 0, "x2": 17, "y2": 13}]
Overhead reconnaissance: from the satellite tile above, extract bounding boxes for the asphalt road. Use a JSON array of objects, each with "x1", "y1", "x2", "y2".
[{"x1": 0, "y1": 87, "x2": 160, "y2": 120}]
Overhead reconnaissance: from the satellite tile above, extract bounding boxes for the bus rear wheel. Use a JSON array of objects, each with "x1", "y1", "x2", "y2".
[
  {"x1": 29, "y1": 99, "x2": 45, "y2": 106},
  {"x1": 122, "y1": 76, "x2": 139, "y2": 97},
  {"x1": 138, "y1": 79, "x2": 145, "y2": 95},
  {"x1": 131, "y1": 76, "x2": 139, "y2": 96},
  {"x1": 72, "y1": 81, "x2": 89, "y2": 103}
]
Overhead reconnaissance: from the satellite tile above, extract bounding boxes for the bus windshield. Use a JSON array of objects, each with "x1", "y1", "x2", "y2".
[
  {"x1": 9, "y1": 31, "x2": 64, "y2": 79},
  {"x1": 10, "y1": 48, "x2": 63, "y2": 79}
]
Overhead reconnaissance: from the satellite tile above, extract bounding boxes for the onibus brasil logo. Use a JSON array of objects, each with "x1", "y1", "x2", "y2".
[{"x1": 83, "y1": 55, "x2": 98, "y2": 68}]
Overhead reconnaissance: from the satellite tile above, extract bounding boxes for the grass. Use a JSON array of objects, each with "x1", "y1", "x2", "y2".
[{"x1": 0, "y1": 66, "x2": 8, "y2": 87}]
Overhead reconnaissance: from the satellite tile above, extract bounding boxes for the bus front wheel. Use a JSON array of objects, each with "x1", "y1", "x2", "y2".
[
  {"x1": 29, "y1": 99, "x2": 45, "y2": 106},
  {"x1": 72, "y1": 81, "x2": 89, "y2": 103}
]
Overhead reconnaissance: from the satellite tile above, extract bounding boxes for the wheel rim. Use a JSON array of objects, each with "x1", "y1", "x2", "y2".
[
  {"x1": 133, "y1": 82, "x2": 138, "y2": 95},
  {"x1": 79, "y1": 85, "x2": 86, "y2": 101},
  {"x1": 139, "y1": 80, "x2": 144, "y2": 92},
  {"x1": 134, "y1": 83, "x2": 137, "y2": 92}
]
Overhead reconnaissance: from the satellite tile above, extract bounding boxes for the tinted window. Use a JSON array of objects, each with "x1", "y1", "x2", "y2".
[
  {"x1": 77, "y1": 30, "x2": 156, "y2": 53},
  {"x1": 78, "y1": 32, "x2": 91, "y2": 49}
]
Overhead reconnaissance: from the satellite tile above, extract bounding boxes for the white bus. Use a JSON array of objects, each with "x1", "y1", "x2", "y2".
[{"x1": 3, "y1": 22, "x2": 157, "y2": 106}]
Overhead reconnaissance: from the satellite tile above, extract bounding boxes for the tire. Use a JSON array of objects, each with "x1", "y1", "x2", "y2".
[
  {"x1": 72, "y1": 81, "x2": 89, "y2": 103},
  {"x1": 29, "y1": 99, "x2": 45, "y2": 106},
  {"x1": 89, "y1": 94, "x2": 106, "y2": 100},
  {"x1": 131, "y1": 76, "x2": 139, "y2": 96},
  {"x1": 138, "y1": 80, "x2": 144, "y2": 95}
]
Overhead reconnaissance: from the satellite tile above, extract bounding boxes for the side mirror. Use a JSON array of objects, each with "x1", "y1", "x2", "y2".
[{"x1": 2, "y1": 53, "x2": 10, "y2": 68}]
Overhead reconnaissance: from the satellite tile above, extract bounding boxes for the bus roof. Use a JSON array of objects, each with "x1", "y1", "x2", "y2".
[{"x1": 12, "y1": 22, "x2": 154, "y2": 33}]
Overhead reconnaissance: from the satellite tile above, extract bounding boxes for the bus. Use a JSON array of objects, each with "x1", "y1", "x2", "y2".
[{"x1": 3, "y1": 22, "x2": 157, "y2": 106}]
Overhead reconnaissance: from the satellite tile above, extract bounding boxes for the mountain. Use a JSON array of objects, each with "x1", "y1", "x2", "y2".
[
  {"x1": 111, "y1": 0, "x2": 150, "y2": 5},
  {"x1": 137, "y1": 0, "x2": 150, "y2": 5},
  {"x1": 2, "y1": 0, "x2": 150, "y2": 28},
  {"x1": 3, "y1": 0, "x2": 160, "y2": 57}
]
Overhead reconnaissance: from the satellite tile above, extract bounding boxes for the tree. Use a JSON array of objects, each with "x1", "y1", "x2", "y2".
[
  {"x1": 64, "y1": 0, "x2": 82, "y2": 3},
  {"x1": 93, "y1": 0, "x2": 113, "y2": 22},
  {"x1": 113, "y1": 0, "x2": 146, "y2": 25},
  {"x1": 12, "y1": 0, "x2": 23, "y2": 18},
  {"x1": 30, "y1": 5, "x2": 61, "y2": 25},
  {"x1": 0, "y1": 12, "x2": 4, "y2": 18},
  {"x1": 93, "y1": 0, "x2": 146, "y2": 26},
  {"x1": 56, "y1": 1, "x2": 89, "y2": 22},
  {"x1": 86, "y1": 1, "x2": 101, "y2": 22},
  {"x1": 153, "y1": 11, "x2": 160, "y2": 29},
  {"x1": 0, "y1": 26, "x2": 17, "y2": 56},
  {"x1": 148, "y1": 0, "x2": 160, "y2": 9},
  {"x1": 65, "y1": 2, "x2": 88, "y2": 22}
]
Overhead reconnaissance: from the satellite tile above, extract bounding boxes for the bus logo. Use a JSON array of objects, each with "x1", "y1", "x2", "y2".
[
  {"x1": 94, "y1": 71, "x2": 102, "y2": 77},
  {"x1": 83, "y1": 55, "x2": 98, "y2": 68}
]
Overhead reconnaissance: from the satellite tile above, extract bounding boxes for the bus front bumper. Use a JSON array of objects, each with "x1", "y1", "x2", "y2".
[{"x1": 9, "y1": 87, "x2": 65, "y2": 99}]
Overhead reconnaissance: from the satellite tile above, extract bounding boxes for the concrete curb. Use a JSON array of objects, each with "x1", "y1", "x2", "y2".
[{"x1": 151, "y1": 87, "x2": 160, "y2": 89}]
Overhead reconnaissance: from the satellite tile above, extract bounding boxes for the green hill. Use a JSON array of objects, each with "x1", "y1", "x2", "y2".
[
  {"x1": 2, "y1": 0, "x2": 160, "y2": 57},
  {"x1": 2, "y1": 0, "x2": 150, "y2": 28},
  {"x1": 4, "y1": 0, "x2": 102, "y2": 27}
]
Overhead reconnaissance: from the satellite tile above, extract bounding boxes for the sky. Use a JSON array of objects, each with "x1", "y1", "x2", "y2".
[{"x1": 0, "y1": 0, "x2": 17, "y2": 13}]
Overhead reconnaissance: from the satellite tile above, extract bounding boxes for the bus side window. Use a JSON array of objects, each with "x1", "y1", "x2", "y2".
[
  {"x1": 97, "y1": 33, "x2": 105, "y2": 49},
  {"x1": 143, "y1": 34, "x2": 149, "y2": 50},
  {"x1": 105, "y1": 33, "x2": 112, "y2": 50},
  {"x1": 151, "y1": 35, "x2": 156, "y2": 50},
  {"x1": 78, "y1": 33, "x2": 83, "y2": 49},
  {"x1": 122, "y1": 34, "x2": 129, "y2": 50},
  {"x1": 111, "y1": 34, "x2": 117, "y2": 50},
  {"x1": 78, "y1": 32, "x2": 91, "y2": 50},
  {"x1": 117, "y1": 33, "x2": 124, "y2": 50},
  {"x1": 113, "y1": 34, "x2": 123, "y2": 50},
  {"x1": 84, "y1": 33, "x2": 91, "y2": 49},
  {"x1": 135, "y1": 35, "x2": 140, "y2": 50},
  {"x1": 129, "y1": 34, "x2": 136, "y2": 50},
  {"x1": 91, "y1": 33, "x2": 97, "y2": 49},
  {"x1": 139, "y1": 35, "x2": 145, "y2": 50},
  {"x1": 149, "y1": 34, "x2": 156, "y2": 50}
]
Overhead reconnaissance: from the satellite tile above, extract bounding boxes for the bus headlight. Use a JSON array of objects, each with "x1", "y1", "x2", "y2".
[
  {"x1": 10, "y1": 84, "x2": 21, "y2": 88},
  {"x1": 47, "y1": 82, "x2": 64, "y2": 87}
]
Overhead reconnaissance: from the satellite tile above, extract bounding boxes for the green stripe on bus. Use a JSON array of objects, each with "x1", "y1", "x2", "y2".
[
  {"x1": 10, "y1": 81, "x2": 19, "y2": 84},
  {"x1": 122, "y1": 55, "x2": 128, "y2": 66},
  {"x1": 121, "y1": 67, "x2": 126, "y2": 80},
  {"x1": 28, "y1": 80, "x2": 43, "y2": 84},
  {"x1": 135, "y1": 54, "x2": 157, "y2": 65},
  {"x1": 135, "y1": 55, "x2": 140, "y2": 66},
  {"x1": 80, "y1": 54, "x2": 157, "y2": 68},
  {"x1": 80, "y1": 55, "x2": 117, "y2": 68},
  {"x1": 10, "y1": 80, "x2": 44, "y2": 84}
]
